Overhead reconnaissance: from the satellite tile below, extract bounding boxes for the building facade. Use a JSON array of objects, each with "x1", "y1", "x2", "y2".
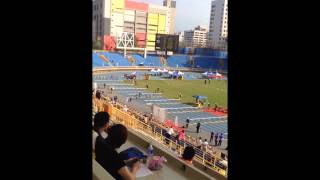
[
  {"x1": 184, "y1": 25, "x2": 208, "y2": 48},
  {"x1": 208, "y1": 0, "x2": 228, "y2": 50},
  {"x1": 92, "y1": 0, "x2": 176, "y2": 51}
]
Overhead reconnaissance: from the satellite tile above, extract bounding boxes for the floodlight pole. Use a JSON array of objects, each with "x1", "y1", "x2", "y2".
[
  {"x1": 144, "y1": 48, "x2": 147, "y2": 59},
  {"x1": 165, "y1": 36, "x2": 168, "y2": 61}
]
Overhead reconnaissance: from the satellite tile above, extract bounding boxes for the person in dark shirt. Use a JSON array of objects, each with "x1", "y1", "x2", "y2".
[
  {"x1": 214, "y1": 133, "x2": 219, "y2": 146},
  {"x1": 95, "y1": 124, "x2": 141, "y2": 180},
  {"x1": 209, "y1": 132, "x2": 214, "y2": 144},
  {"x1": 181, "y1": 146, "x2": 195, "y2": 165},
  {"x1": 185, "y1": 118, "x2": 190, "y2": 128},
  {"x1": 196, "y1": 122, "x2": 201, "y2": 133}
]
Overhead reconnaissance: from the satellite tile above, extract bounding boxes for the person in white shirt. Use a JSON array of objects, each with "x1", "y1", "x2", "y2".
[
  {"x1": 196, "y1": 137, "x2": 203, "y2": 149},
  {"x1": 202, "y1": 139, "x2": 209, "y2": 151},
  {"x1": 167, "y1": 126, "x2": 174, "y2": 136},
  {"x1": 123, "y1": 105, "x2": 128, "y2": 112},
  {"x1": 92, "y1": 112, "x2": 110, "y2": 151}
]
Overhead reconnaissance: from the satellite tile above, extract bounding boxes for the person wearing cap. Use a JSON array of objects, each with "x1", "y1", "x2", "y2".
[{"x1": 92, "y1": 112, "x2": 110, "y2": 151}]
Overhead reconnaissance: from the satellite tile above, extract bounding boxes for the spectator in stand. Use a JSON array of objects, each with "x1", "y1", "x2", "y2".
[
  {"x1": 210, "y1": 132, "x2": 214, "y2": 144},
  {"x1": 181, "y1": 146, "x2": 195, "y2": 165},
  {"x1": 92, "y1": 112, "x2": 110, "y2": 151},
  {"x1": 202, "y1": 139, "x2": 209, "y2": 151},
  {"x1": 144, "y1": 116, "x2": 148, "y2": 124},
  {"x1": 167, "y1": 126, "x2": 174, "y2": 136},
  {"x1": 178, "y1": 130, "x2": 185, "y2": 144},
  {"x1": 214, "y1": 133, "x2": 219, "y2": 146},
  {"x1": 196, "y1": 137, "x2": 202, "y2": 149},
  {"x1": 164, "y1": 126, "x2": 174, "y2": 144},
  {"x1": 123, "y1": 105, "x2": 128, "y2": 112},
  {"x1": 185, "y1": 118, "x2": 190, "y2": 128},
  {"x1": 218, "y1": 133, "x2": 224, "y2": 146},
  {"x1": 95, "y1": 124, "x2": 141, "y2": 180}
]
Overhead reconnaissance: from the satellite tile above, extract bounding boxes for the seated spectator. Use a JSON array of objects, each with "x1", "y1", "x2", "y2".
[
  {"x1": 92, "y1": 112, "x2": 110, "y2": 151},
  {"x1": 181, "y1": 146, "x2": 195, "y2": 165},
  {"x1": 95, "y1": 124, "x2": 141, "y2": 180}
]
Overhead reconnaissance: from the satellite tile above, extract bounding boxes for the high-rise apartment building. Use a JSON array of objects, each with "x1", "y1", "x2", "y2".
[
  {"x1": 184, "y1": 25, "x2": 208, "y2": 48},
  {"x1": 208, "y1": 0, "x2": 228, "y2": 49},
  {"x1": 92, "y1": 0, "x2": 176, "y2": 51}
]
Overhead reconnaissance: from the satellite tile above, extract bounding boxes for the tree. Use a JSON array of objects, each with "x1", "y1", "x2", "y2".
[{"x1": 93, "y1": 40, "x2": 102, "y2": 50}]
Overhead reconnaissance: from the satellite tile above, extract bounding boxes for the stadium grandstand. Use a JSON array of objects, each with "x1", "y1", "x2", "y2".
[
  {"x1": 92, "y1": 47, "x2": 228, "y2": 180},
  {"x1": 92, "y1": 1, "x2": 227, "y2": 179}
]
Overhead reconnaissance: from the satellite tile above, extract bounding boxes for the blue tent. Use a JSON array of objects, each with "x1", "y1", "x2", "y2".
[{"x1": 192, "y1": 95, "x2": 208, "y2": 100}]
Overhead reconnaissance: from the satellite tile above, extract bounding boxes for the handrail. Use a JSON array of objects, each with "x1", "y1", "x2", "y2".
[{"x1": 95, "y1": 99, "x2": 228, "y2": 177}]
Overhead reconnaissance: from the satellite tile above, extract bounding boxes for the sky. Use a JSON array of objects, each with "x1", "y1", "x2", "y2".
[{"x1": 135, "y1": 0, "x2": 212, "y2": 32}]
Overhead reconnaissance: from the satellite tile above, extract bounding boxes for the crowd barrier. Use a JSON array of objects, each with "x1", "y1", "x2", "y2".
[{"x1": 95, "y1": 97, "x2": 228, "y2": 177}]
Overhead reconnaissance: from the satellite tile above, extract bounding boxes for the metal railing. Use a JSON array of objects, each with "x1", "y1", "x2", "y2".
[{"x1": 96, "y1": 98, "x2": 228, "y2": 177}]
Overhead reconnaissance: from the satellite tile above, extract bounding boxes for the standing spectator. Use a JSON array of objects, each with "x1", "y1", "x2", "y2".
[
  {"x1": 210, "y1": 132, "x2": 214, "y2": 143},
  {"x1": 103, "y1": 83, "x2": 106, "y2": 89},
  {"x1": 214, "y1": 133, "x2": 219, "y2": 146},
  {"x1": 196, "y1": 137, "x2": 202, "y2": 149},
  {"x1": 185, "y1": 118, "x2": 190, "y2": 128},
  {"x1": 218, "y1": 133, "x2": 223, "y2": 146},
  {"x1": 126, "y1": 97, "x2": 129, "y2": 103},
  {"x1": 196, "y1": 122, "x2": 201, "y2": 133},
  {"x1": 202, "y1": 139, "x2": 209, "y2": 151},
  {"x1": 144, "y1": 116, "x2": 148, "y2": 124},
  {"x1": 167, "y1": 126, "x2": 174, "y2": 136},
  {"x1": 178, "y1": 130, "x2": 185, "y2": 142},
  {"x1": 129, "y1": 97, "x2": 132, "y2": 102}
]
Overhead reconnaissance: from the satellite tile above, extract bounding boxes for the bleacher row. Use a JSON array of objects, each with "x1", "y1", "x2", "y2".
[
  {"x1": 144, "y1": 119, "x2": 227, "y2": 170},
  {"x1": 92, "y1": 51, "x2": 228, "y2": 69}
]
